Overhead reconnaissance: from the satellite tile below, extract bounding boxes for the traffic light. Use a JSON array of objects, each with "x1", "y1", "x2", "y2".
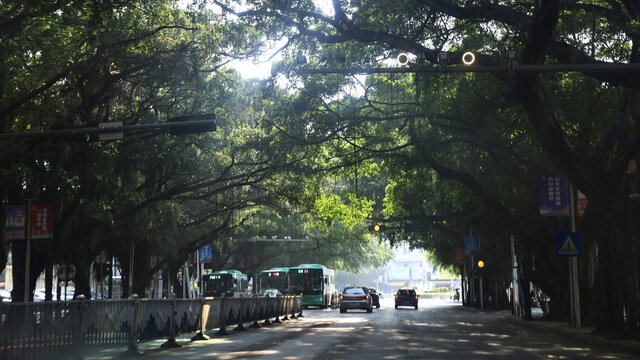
[
  {"x1": 476, "y1": 259, "x2": 485, "y2": 270},
  {"x1": 369, "y1": 224, "x2": 385, "y2": 232}
]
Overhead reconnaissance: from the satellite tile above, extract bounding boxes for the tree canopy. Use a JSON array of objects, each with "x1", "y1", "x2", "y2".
[
  {"x1": 2, "y1": 0, "x2": 640, "y2": 340},
  {"x1": 208, "y1": 0, "x2": 640, "y2": 337}
]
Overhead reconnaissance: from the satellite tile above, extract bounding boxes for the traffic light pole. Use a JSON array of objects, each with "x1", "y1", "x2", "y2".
[
  {"x1": 300, "y1": 62, "x2": 640, "y2": 75},
  {"x1": 0, "y1": 117, "x2": 216, "y2": 141}
]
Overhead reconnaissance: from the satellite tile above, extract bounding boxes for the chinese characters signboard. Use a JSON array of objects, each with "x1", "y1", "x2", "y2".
[
  {"x1": 539, "y1": 174, "x2": 570, "y2": 216},
  {"x1": 31, "y1": 204, "x2": 53, "y2": 239},
  {"x1": 5, "y1": 205, "x2": 26, "y2": 239},
  {"x1": 4, "y1": 204, "x2": 53, "y2": 239}
]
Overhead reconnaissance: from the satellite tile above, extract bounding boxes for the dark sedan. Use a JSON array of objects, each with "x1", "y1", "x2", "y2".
[{"x1": 340, "y1": 286, "x2": 373, "y2": 313}]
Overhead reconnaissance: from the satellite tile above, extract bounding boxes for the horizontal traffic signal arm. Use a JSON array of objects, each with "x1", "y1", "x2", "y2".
[{"x1": 0, "y1": 115, "x2": 216, "y2": 141}]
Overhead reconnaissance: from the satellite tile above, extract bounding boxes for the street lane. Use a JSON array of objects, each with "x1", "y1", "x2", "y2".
[{"x1": 134, "y1": 298, "x2": 636, "y2": 360}]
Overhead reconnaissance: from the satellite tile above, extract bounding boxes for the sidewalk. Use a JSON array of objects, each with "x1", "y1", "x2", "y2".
[
  {"x1": 82, "y1": 317, "x2": 310, "y2": 360},
  {"x1": 460, "y1": 306, "x2": 640, "y2": 357},
  {"x1": 82, "y1": 332, "x2": 199, "y2": 359}
]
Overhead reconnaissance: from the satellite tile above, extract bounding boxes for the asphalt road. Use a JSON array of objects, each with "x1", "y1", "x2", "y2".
[{"x1": 110, "y1": 297, "x2": 636, "y2": 360}]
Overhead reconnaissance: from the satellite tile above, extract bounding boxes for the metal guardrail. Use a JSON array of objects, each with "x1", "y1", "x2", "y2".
[{"x1": 0, "y1": 296, "x2": 302, "y2": 360}]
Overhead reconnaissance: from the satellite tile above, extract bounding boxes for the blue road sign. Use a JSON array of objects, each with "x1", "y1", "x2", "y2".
[
  {"x1": 464, "y1": 235, "x2": 479, "y2": 254},
  {"x1": 556, "y1": 232, "x2": 581, "y2": 257},
  {"x1": 199, "y1": 244, "x2": 212, "y2": 263}
]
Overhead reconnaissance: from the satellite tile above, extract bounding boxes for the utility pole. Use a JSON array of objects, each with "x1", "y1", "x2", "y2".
[{"x1": 569, "y1": 182, "x2": 581, "y2": 327}]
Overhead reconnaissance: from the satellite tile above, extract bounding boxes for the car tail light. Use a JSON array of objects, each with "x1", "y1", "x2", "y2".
[
  {"x1": 395, "y1": 295, "x2": 398, "y2": 300},
  {"x1": 415, "y1": 295, "x2": 418, "y2": 300},
  {"x1": 340, "y1": 295, "x2": 344, "y2": 301},
  {"x1": 365, "y1": 294, "x2": 369, "y2": 300}
]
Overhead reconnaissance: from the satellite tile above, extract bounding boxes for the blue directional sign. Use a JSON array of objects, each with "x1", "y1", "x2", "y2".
[
  {"x1": 464, "y1": 235, "x2": 479, "y2": 254},
  {"x1": 199, "y1": 244, "x2": 212, "y2": 263},
  {"x1": 556, "y1": 232, "x2": 581, "y2": 257}
]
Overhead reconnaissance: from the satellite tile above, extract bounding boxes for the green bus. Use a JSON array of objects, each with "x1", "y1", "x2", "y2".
[
  {"x1": 257, "y1": 267, "x2": 289, "y2": 295},
  {"x1": 288, "y1": 264, "x2": 336, "y2": 308},
  {"x1": 202, "y1": 270, "x2": 249, "y2": 297}
]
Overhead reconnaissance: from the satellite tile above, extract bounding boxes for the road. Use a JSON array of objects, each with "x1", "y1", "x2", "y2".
[{"x1": 104, "y1": 298, "x2": 636, "y2": 360}]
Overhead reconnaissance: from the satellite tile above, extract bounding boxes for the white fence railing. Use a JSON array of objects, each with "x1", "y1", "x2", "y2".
[{"x1": 0, "y1": 296, "x2": 302, "y2": 360}]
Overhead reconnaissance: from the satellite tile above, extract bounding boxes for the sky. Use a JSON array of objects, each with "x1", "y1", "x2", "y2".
[{"x1": 224, "y1": 0, "x2": 334, "y2": 79}]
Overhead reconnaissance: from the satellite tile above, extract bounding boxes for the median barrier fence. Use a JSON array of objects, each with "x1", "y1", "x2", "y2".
[{"x1": 0, "y1": 295, "x2": 302, "y2": 360}]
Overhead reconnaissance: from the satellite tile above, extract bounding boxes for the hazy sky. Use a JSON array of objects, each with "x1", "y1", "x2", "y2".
[{"x1": 224, "y1": 0, "x2": 334, "y2": 79}]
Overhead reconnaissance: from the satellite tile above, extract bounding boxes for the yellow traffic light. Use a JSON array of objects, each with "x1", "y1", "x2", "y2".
[
  {"x1": 373, "y1": 224, "x2": 381, "y2": 232},
  {"x1": 477, "y1": 260, "x2": 485, "y2": 269}
]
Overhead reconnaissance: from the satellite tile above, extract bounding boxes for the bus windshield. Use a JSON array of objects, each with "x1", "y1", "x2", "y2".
[
  {"x1": 203, "y1": 275, "x2": 233, "y2": 297},
  {"x1": 290, "y1": 274, "x2": 323, "y2": 295}
]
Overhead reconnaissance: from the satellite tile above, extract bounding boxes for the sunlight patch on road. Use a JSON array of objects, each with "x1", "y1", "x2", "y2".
[
  {"x1": 558, "y1": 346, "x2": 591, "y2": 351},
  {"x1": 469, "y1": 332, "x2": 507, "y2": 337},
  {"x1": 337, "y1": 315, "x2": 370, "y2": 324},
  {"x1": 216, "y1": 349, "x2": 279, "y2": 359}
]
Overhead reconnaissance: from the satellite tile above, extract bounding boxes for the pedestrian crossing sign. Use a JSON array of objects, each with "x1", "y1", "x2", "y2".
[{"x1": 556, "y1": 232, "x2": 582, "y2": 257}]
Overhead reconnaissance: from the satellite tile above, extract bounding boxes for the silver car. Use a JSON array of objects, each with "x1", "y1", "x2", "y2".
[{"x1": 339, "y1": 287, "x2": 373, "y2": 313}]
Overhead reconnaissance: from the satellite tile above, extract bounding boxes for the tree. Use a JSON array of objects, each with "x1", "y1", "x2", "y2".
[{"x1": 212, "y1": 0, "x2": 640, "y2": 336}]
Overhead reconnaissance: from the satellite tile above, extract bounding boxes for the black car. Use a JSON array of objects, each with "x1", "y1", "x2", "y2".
[
  {"x1": 340, "y1": 286, "x2": 373, "y2": 313},
  {"x1": 395, "y1": 288, "x2": 418, "y2": 309},
  {"x1": 363, "y1": 287, "x2": 381, "y2": 308}
]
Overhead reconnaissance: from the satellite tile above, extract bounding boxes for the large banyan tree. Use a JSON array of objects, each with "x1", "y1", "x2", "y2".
[{"x1": 210, "y1": 0, "x2": 640, "y2": 337}]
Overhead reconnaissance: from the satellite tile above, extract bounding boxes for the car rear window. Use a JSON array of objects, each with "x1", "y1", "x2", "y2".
[
  {"x1": 344, "y1": 288, "x2": 365, "y2": 295},
  {"x1": 398, "y1": 289, "x2": 415, "y2": 295}
]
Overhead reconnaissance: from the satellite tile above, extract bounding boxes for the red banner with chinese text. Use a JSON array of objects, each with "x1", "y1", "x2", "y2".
[{"x1": 31, "y1": 203, "x2": 53, "y2": 239}]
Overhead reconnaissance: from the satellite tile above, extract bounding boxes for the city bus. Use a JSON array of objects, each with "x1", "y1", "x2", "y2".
[
  {"x1": 202, "y1": 270, "x2": 249, "y2": 297},
  {"x1": 257, "y1": 267, "x2": 289, "y2": 295},
  {"x1": 288, "y1": 264, "x2": 336, "y2": 308}
]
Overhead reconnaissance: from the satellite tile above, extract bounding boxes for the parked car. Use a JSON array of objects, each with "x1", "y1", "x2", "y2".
[
  {"x1": 395, "y1": 288, "x2": 418, "y2": 309},
  {"x1": 364, "y1": 287, "x2": 381, "y2": 308},
  {"x1": 340, "y1": 286, "x2": 373, "y2": 313}
]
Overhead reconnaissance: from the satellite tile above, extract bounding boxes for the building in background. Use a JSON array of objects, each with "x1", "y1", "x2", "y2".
[
  {"x1": 381, "y1": 242, "x2": 461, "y2": 294},
  {"x1": 383, "y1": 242, "x2": 428, "y2": 293}
]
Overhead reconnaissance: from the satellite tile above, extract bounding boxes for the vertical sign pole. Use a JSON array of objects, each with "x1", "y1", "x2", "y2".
[
  {"x1": 569, "y1": 182, "x2": 581, "y2": 327},
  {"x1": 461, "y1": 264, "x2": 465, "y2": 305},
  {"x1": 470, "y1": 255, "x2": 475, "y2": 306},
  {"x1": 196, "y1": 250, "x2": 201, "y2": 298},
  {"x1": 24, "y1": 200, "x2": 32, "y2": 302},
  {"x1": 129, "y1": 241, "x2": 134, "y2": 296}
]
